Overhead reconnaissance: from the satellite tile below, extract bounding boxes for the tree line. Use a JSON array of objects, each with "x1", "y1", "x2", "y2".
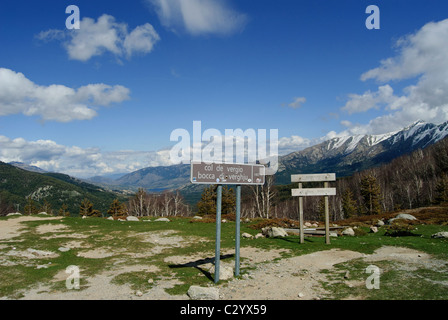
[{"x1": 0, "y1": 189, "x2": 191, "y2": 218}]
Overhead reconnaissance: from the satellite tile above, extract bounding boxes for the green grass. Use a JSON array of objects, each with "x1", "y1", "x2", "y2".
[{"x1": 1, "y1": 215, "x2": 448, "y2": 299}]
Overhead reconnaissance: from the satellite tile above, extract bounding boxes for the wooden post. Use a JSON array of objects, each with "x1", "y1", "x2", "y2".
[
  {"x1": 324, "y1": 181, "x2": 330, "y2": 245},
  {"x1": 299, "y1": 182, "x2": 304, "y2": 244}
]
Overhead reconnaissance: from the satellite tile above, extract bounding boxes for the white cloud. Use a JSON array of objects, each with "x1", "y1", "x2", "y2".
[
  {"x1": 286, "y1": 97, "x2": 306, "y2": 109},
  {"x1": 148, "y1": 0, "x2": 247, "y2": 35},
  {"x1": 340, "y1": 19, "x2": 448, "y2": 135},
  {"x1": 0, "y1": 135, "x2": 172, "y2": 178},
  {"x1": 37, "y1": 14, "x2": 160, "y2": 62},
  {"x1": 0, "y1": 68, "x2": 130, "y2": 122}
]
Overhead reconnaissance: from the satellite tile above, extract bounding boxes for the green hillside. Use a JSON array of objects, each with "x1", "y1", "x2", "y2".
[{"x1": 0, "y1": 162, "x2": 123, "y2": 216}]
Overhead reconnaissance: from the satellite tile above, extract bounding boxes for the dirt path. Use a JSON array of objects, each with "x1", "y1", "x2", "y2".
[{"x1": 0, "y1": 216, "x2": 440, "y2": 300}]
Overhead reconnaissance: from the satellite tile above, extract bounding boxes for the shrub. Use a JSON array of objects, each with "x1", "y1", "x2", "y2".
[{"x1": 384, "y1": 222, "x2": 415, "y2": 237}]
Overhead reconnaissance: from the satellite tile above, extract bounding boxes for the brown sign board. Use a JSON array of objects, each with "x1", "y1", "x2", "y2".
[{"x1": 191, "y1": 162, "x2": 265, "y2": 185}]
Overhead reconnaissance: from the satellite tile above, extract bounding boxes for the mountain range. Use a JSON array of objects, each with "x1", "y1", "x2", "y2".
[
  {"x1": 5, "y1": 120, "x2": 448, "y2": 208},
  {"x1": 84, "y1": 120, "x2": 448, "y2": 189}
]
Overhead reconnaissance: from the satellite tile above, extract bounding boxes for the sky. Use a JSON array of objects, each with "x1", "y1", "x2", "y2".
[{"x1": 1, "y1": 0, "x2": 448, "y2": 178}]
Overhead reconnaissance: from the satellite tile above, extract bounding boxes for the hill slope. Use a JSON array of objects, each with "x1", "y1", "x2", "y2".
[{"x1": 0, "y1": 162, "x2": 120, "y2": 216}]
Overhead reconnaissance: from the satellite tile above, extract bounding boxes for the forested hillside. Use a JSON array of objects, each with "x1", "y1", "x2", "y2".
[{"x1": 0, "y1": 162, "x2": 120, "y2": 216}]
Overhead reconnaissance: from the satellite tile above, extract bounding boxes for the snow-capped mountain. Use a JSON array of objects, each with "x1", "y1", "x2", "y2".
[
  {"x1": 86, "y1": 120, "x2": 448, "y2": 190},
  {"x1": 275, "y1": 120, "x2": 448, "y2": 183}
]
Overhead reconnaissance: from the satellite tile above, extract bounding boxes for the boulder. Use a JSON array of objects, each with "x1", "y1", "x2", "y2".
[
  {"x1": 262, "y1": 227, "x2": 288, "y2": 238},
  {"x1": 370, "y1": 226, "x2": 378, "y2": 233},
  {"x1": 209, "y1": 264, "x2": 234, "y2": 281},
  {"x1": 187, "y1": 286, "x2": 220, "y2": 300},
  {"x1": 342, "y1": 228, "x2": 355, "y2": 236},
  {"x1": 38, "y1": 212, "x2": 49, "y2": 215},
  {"x1": 7, "y1": 212, "x2": 22, "y2": 216},
  {"x1": 107, "y1": 216, "x2": 114, "y2": 220},
  {"x1": 242, "y1": 232, "x2": 253, "y2": 239},
  {"x1": 431, "y1": 232, "x2": 448, "y2": 239},
  {"x1": 255, "y1": 233, "x2": 264, "y2": 239},
  {"x1": 126, "y1": 216, "x2": 139, "y2": 222},
  {"x1": 376, "y1": 220, "x2": 385, "y2": 227},
  {"x1": 193, "y1": 216, "x2": 202, "y2": 220},
  {"x1": 154, "y1": 218, "x2": 170, "y2": 222},
  {"x1": 388, "y1": 213, "x2": 417, "y2": 224}
]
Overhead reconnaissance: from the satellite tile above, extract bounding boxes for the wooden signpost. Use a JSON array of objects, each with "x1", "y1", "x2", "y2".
[
  {"x1": 291, "y1": 173, "x2": 336, "y2": 245},
  {"x1": 191, "y1": 162, "x2": 265, "y2": 283}
]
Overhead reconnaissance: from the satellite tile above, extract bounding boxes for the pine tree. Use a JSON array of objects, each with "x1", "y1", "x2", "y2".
[
  {"x1": 435, "y1": 174, "x2": 448, "y2": 204},
  {"x1": 79, "y1": 198, "x2": 101, "y2": 217},
  {"x1": 23, "y1": 196, "x2": 37, "y2": 215},
  {"x1": 196, "y1": 185, "x2": 236, "y2": 216},
  {"x1": 341, "y1": 189, "x2": 358, "y2": 219},
  {"x1": 360, "y1": 174, "x2": 382, "y2": 215},
  {"x1": 107, "y1": 198, "x2": 127, "y2": 217},
  {"x1": 39, "y1": 200, "x2": 52, "y2": 215},
  {"x1": 58, "y1": 204, "x2": 70, "y2": 217}
]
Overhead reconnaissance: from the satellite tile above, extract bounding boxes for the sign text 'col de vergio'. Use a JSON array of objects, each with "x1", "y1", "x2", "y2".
[{"x1": 190, "y1": 162, "x2": 265, "y2": 185}]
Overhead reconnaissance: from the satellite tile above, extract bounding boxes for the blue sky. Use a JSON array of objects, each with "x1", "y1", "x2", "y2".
[{"x1": 1, "y1": 0, "x2": 448, "y2": 177}]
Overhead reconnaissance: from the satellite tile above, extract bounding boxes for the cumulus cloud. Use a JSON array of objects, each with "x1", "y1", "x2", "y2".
[
  {"x1": 286, "y1": 97, "x2": 306, "y2": 109},
  {"x1": 37, "y1": 14, "x2": 160, "y2": 62},
  {"x1": 0, "y1": 135, "x2": 172, "y2": 178},
  {"x1": 341, "y1": 19, "x2": 448, "y2": 135},
  {"x1": 0, "y1": 68, "x2": 130, "y2": 122},
  {"x1": 147, "y1": 0, "x2": 247, "y2": 35}
]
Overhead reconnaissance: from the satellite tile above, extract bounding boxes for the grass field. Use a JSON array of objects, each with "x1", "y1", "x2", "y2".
[{"x1": 0, "y1": 211, "x2": 447, "y2": 300}]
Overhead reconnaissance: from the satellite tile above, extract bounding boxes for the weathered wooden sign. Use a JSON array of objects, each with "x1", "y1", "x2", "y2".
[{"x1": 291, "y1": 173, "x2": 336, "y2": 245}]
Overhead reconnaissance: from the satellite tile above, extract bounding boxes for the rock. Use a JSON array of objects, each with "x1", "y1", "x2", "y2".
[
  {"x1": 193, "y1": 216, "x2": 202, "y2": 220},
  {"x1": 344, "y1": 271, "x2": 350, "y2": 279},
  {"x1": 431, "y1": 231, "x2": 448, "y2": 239},
  {"x1": 135, "y1": 290, "x2": 143, "y2": 297},
  {"x1": 209, "y1": 265, "x2": 234, "y2": 281},
  {"x1": 154, "y1": 218, "x2": 170, "y2": 222},
  {"x1": 370, "y1": 226, "x2": 378, "y2": 233},
  {"x1": 126, "y1": 216, "x2": 139, "y2": 222},
  {"x1": 262, "y1": 227, "x2": 288, "y2": 238},
  {"x1": 304, "y1": 222, "x2": 312, "y2": 227},
  {"x1": 242, "y1": 232, "x2": 253, "y2": 239},
  {"x1": 311, "y1": 223, "x2": 319, "y2": 228},
  {"x1": 222, "y1": 219, "x2": 227, "y2": 223},
  {"x1": 107, "y1": 216, "x2": 114, "y2": 220},
  {"x1": 330, "y1": 232, "x2": 338, "y2": 237},
  {"x1": 58, "y1": 247, "x2": 70, "y2": 252},
  {"x1": 342, "y1": 228, "x2": 355, "y2": 236},
  {"x1": 27, "y1": 248, "x2": 54, "y2": 257},
  {"x1": 38, "y1": 212, "x2": 49, "y2": 215},
  {"x1": 187, "y1": 286, "x2": 220, "y2": 300},
  {"x1": 7, "y1": 212, "x2": 22, "y2": 216},
  {"x1": 255, "y1": 233, "x2": 264, "y2": 239},
  {"x1": 376, "y1": 220, "x2": 385, "y2": 227},
  {"x1": 298, "y1": 292, "x2": 305, "y2": 298},
  {"x1": 388, "y1": 213, "x2": 417, "y2": 224},
  {"x1": 82, "y1": 215, "x2": 87, "y2": 219}
]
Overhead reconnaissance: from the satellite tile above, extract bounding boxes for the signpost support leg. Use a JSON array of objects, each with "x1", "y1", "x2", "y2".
[
  {"x1": 235, "y1": 185, "x2": 241, "y2": 276},
  {"x1": 299, "y1": 183, "x2": 304, "y2": 244},
  {"x1": 215, "y1": 185, "x2": 222, "y2": 283},
  {"x1": 324, "y1": 182, "x2": 330, "y2": 245}
]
